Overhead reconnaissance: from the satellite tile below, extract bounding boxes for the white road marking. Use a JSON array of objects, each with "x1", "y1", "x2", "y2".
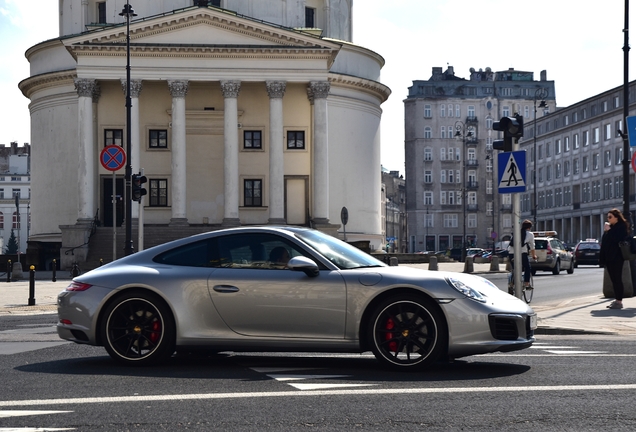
[
  {"x1": 0, "y1": 428, "x2": 74, "y2": 431},
  {"x1": 0, "y1": 411, "x2": 72, "y2": 419},
  {"x1": 543, "y1": 350, "x2": 606, "y2": 355},
  {"x1": 287, "y1": 383, "x2": 375, "y2": 390},
  {"x1": 3, "y1": 384, "x2": 636, "y2": 407},
  {"x1": 0, "y1": 342, "x2": 70, "y2": 356},
  {"x1": 266, "y1": 374, "x2": 350, "y2": 382},
  {"x1": 249, "y1": 367, "x2": 320, "y2": 373}
]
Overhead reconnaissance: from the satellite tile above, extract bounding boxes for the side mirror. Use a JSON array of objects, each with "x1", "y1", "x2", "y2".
[{"x1": 288, "y1": 256, "x2": 320, "y2": 277}]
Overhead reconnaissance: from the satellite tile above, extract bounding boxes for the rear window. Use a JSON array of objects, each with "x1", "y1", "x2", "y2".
[
  {"x1": 577, "y1": 243, "x2": 600, "y2": 250},
  {"x1": 535, "y1": 240, "x2": 548, "y2": 250}
]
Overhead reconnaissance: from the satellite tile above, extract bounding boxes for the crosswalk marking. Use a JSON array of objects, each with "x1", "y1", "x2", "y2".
[{"x1": 250, "y1": 367, "x2": 378, "y2": 391}]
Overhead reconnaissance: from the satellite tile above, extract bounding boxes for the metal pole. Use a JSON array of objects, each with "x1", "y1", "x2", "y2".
[
  {"x1": 112, "y1": 170, "x2": 116, "y2": 261},
  {"x1": 623, "y1": 0, "x2": 630, "y2": 219},
  {"x1": 124, "y1": 1, "x2": 134, "y2": 255}
]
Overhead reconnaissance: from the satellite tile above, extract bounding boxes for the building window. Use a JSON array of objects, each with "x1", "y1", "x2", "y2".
[
  {"x1": 564, "y1": 136, "x2": 570, "y2": 152},
  {"x1": 440, "y1": 105, "x2": 445, "y2": 117},
  {"x1": 502, "y1": 106, "x2": 510, "y2": 117},
  {"x1": 583, "y1": 130, "x2": 589, "y2": 146},
  {"x1": 616, "y1": 120, "x2": 623, "y2": 137},
  {"x1": 555, "y1": 139, "x2": 561, "y2": 155},
  {"x1": 0, "y1": 190, "x2": 3, "y2": 199},
  {"x1": 198, "y1": 0, "x2": 222, "y2": 5},
  {"x1": 468, "y1": 214, "x2": 477, "y2": 228},
  {"x1": 605, "y1": 150, "x2": 612, "y2": 167},
  {"x1": 440, "y1": 171, "x2": 446, "y2": 183},
  {"x1": 424, "y1": 170, "x2": 432, "y2": 183},
  {"x1": 564, "y1": 160, "x2": 570, "y2": 177},
  {"x1": 105, "y1": 129, "x2": 123, "y2": 147},
  {"x1": 443, "y1": 214, "x2": 458, "y2": 228},
  {"x1": 424, "y1": 127, "x2": 432, "y2": 139},
  {"x1": 149, "y1": 179, "x2": 168, "y2": 207},
  {"x1": 305, "y1": 7, "x2": 315, "y2": 27},
  {"x1": 616, "y1": 147, "x2": 623, "y2": 165},
  {"x1": 12, "y1": 211, "x2": 19, "y2": 230},
  {"x1": 467, "y1": 105, "x2": 475, "y2": 117},
  {"x1": 424, "y1": 105, "x2": 432, "y2": 118},
  {"x1": 287, "y1": 131, "x2": 305, "y2": 149},
  {"x1": 546, "y1": 165, "x2": 552, "y2": 181},
  {"x1": 97, "y1": 2, "x2": 106, "y2": 24},
  {"x1": 604, "y1": 124, "x2": 611, "y2": 141},
  {"x1": 0, "y1": 212, "x2": 3, "y2": 229},
  {"x1": 424, "y1": 147, "x2": 433, "y2": 161},
  {"x1": 424, "y1": 192, "x2": 433, "y2": 205},
  {"x1": 440, "y1": 191, "x2": 446, "y2": 205},
  {"x1": 11, "y1": 177, "x2": 20, "y2": 182},
  {"x1": 583, "y1": 156, "x2": 589, "y2": 172},
  {"x1": 546, "y1": 142, "x2": 551, "y2": 157},
  {"x1": 593, "y1": 127, "x2": 600, "y2": 144},
  {"x1": 149, "y1": 129, "x2": 168, "y2": 149},
  {"x1": 244, "y1": 179, "x2": 262, "y2": 207},
  {"x1": 244, "y1": 131, "x2": 262, "y2": 149},
  {"x1": 455, "y1": 105, "x2": 460, "y2": 117},
  {"x1": 12, "y1": 189, "x2": 20, "y2": 198},
  {"x1": 448, "y1": 104, "x2": 454, "y2": 118},
  {"x1": 615, "y1": 96, "x2": 620, "y2": 108},
  {"x1": 555, "y1": 163, "x2": 561, "y2": 179},
  {"x1": 573, "y1": 133, "x2": 579, "y2": 149},
  {"x1": 573, "y1": 158, "x2": 580, "y2": 175},
  {"x1": 593, "y1": 153, "x2": 599, "y2": 170}
]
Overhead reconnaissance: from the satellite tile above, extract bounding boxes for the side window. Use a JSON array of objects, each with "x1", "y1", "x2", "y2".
[
  {"x1": 214, "y1": 233, "x2": 312, "y2": 269},
  {"x1": 153, "y1": 239, "x2": 217, "y2": 267}
]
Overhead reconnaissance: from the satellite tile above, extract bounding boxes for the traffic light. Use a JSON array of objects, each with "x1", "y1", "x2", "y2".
[
  {"x1": 492, "y1": 114, "x2": 524, "y2": 152},
  {"x1": 131, "y1": 173, "x2": 147, "y2": 202}
]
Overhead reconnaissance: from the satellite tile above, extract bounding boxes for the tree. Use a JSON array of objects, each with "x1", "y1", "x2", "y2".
[{"x1": 5, "y1": 230, "x2": 18, "y2": 254}]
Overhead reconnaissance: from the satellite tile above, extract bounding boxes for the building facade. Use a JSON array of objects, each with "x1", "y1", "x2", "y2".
[
  {"x1": 404, "y1": 66, "x2": 556, "y2": 254},
  {"x1": 381, "y1": 169, "x2": 406, "y2": 252},
  {"x1": 0, "y1": 143, "x2": 30, "y2": 254},
  {"x1": 20, "y1": 0, "x2": 390, "y2": 268},
  {"x1": 520, "y1": 81, "x2": 636, "y2": 245}
]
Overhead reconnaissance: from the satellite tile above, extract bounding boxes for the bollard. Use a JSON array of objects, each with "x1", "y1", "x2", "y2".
[
  {"x1": 490, "y1": 255, "x2": 500, "y2": 272},
  {"x1": 52, "y1": 259, "x2": 57, "y2": 282},
  {"x1": 28, "y1": 265, "x2": 35, "y2": 306},
  {"x1": 6, "y1": 260, "x2": 11, "y2": 283},
  {"x1": 428, "y1": 255, "x2": 438, "y2": 271},
  {"x1": 389, "y1": 256, "x2": 398, "y2": 266},
  {"x1": 463, "y1": 256, "x2": 474, "y2": 273}
]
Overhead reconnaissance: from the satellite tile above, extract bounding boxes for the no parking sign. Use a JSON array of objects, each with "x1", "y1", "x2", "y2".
[{"x1": 100, "y1": 145, "x2": 126, "y2": 171}]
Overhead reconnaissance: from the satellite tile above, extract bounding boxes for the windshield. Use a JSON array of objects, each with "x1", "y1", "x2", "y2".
[{"x1": 293, "y1": 229, "x2": 386, "y2": 269}]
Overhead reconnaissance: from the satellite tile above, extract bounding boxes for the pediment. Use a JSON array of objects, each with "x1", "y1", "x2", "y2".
[{"x1": 65, "y1": 7, "x2": 340, "y2": 56}]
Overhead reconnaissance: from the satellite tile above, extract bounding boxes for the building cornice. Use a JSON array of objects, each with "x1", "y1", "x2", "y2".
[
  {"x1": 329, "y1": 74, "x2": 391, "y2": 103},
  {"x1": 19, "y1": 70, "x2": 77, "y2": 99}
]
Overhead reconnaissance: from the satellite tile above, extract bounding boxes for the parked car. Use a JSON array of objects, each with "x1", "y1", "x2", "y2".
[
  {"x1": 531, "y1": 231, "x2": 574, "y2": 275},
  {"x1": 466, "y1": 248, "x2": 487, "y2": 257},
  {"x1": 573, "y1": 239, "x2": 601, "y2": 267},
  {"x1": 56, "y1": 226, "x2": 535, "y2": 370}
]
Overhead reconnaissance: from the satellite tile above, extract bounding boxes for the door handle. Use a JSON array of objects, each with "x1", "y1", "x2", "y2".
[{"x1": 213, "y1": 285, "x2": 239, "y2": 293}]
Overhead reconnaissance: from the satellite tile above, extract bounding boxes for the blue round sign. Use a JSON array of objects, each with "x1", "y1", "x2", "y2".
[{"x1": 100, "y1": 145, "x2": 126, "y2": 171}]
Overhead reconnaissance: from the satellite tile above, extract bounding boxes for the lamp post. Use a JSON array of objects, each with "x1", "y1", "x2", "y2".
[
  {"x1": 120, "y1": 2, "x2": 137, "y2": 256},
  {"x1": 455, "y1": 121, "x2": 473, "y2": 262},
  {"x1": 533, "y1": 88, "x2": 548, "y2": 229}
]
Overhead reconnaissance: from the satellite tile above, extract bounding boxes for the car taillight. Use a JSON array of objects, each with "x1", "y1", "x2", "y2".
[
  {"x1": 66, "y1": 281, "x2": 92, "y2": 291},
  {"x1": 546, "y1": 245, "x2": 553, "y2": 255}
]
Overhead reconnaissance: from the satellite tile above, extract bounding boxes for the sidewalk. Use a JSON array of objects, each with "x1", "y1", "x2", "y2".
[{"x1": 1, "y1": 265, "x2": 634, "y2": 336}]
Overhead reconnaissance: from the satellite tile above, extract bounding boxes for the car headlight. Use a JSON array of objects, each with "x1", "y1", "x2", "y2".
[{"x1": 446, "y1": 277, "x2": 487, "y2": 303}]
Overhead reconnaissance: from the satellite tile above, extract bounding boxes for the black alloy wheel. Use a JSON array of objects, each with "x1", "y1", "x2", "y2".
[
  {"x1": 101, "y1": 291, "x2": 175, "y2": 365},
  {"x1": 368, "y1": 296, "x2": 447, "y2": 370}
]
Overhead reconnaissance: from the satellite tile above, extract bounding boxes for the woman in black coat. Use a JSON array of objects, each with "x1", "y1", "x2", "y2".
[{"x1": 599, "y1": 208, "x2": 630, "y2": 309}]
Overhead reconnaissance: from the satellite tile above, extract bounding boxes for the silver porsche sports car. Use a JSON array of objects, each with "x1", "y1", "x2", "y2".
[{"x1": 57, "y1": 226, "x2": 535, "y2": 370}]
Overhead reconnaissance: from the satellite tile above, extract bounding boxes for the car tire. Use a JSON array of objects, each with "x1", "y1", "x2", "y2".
[
  {"x1": 567, "y1": 262, "x2": 574, "y2": 274},
  {"x1": 552, "y1": 260, "x2": 561, "y2": 275},
  {"x1": 101, "y1": 291, "x2": 176, "y2": 366},
  {"x1": 367, "y1": 295, "x2": 447, "y2": 371}
]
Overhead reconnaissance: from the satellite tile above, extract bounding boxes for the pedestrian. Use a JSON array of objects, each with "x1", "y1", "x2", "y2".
[
  {"x1": 507, "y1": 219, "x2": 538, "y2": 290},
  {"x1": 599, "y1": 208, "x2": 630, "y2": 309}
]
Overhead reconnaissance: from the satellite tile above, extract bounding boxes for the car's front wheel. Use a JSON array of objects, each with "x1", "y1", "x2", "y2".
[
  {"x1": 367, "y1": 295, "x2": 447, "y2": 370},
  {"x1": 552, "y1": 260, "x2": 561, "y2": 275},
  {"x1": 101, "y1": 291, "x2": 176, "y2": 366}
]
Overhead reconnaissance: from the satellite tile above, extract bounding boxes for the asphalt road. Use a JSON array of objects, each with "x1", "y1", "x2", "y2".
[{"x1": 1, "y1": 314, "x2": 636, "y2": 430}]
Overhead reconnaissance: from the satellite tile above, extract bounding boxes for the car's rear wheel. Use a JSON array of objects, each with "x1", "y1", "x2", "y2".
[
  {"x1": 552, "y1": 260, "x2": 561, "y2": 275},
  {"x1": 567, "y1": 262, "x2": 574, "y2": 274},
  {"x1": 101, "y1": 291, "x2": 175, "y2": 366},
  {"x1": 367, "y1": 295, "x2": 447, "y2": 370}
]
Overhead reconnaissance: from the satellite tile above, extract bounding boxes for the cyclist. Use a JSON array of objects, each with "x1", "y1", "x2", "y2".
[{"x1": 507, "y1": 219, "x2": 538, "y2": 290}]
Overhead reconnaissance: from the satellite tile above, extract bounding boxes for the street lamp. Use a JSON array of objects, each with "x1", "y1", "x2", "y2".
[
  {"x1": 455, "y1": 121, "x2": 473, "y2": 262},
  {"x1": 533, "y1": 88, "x2": 548, "y2": 229},
  {"x1": 120, "y1": 1, "x2": 137, "y2": 256}
]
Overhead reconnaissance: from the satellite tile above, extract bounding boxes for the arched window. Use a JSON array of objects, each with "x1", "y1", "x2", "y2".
[{"x1": 0, "y1": 212, "x2": 4, "y2": 229}]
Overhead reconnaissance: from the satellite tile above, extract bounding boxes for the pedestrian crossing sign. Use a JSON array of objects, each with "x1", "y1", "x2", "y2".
[{"x1": 498, "y1": 151, "x2": 526, "y2": 193}]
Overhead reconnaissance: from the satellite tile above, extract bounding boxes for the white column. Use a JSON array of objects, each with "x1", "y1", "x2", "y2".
[
  {"x1": 74, "y1": 78, "x2": 97, "y2": 224},
  {"x1": 221, "y1": 80, "x2": 241, "y2": 226},
  {"x1": 309, "y1": 81, "x2": 330, "y2": 224},
  {"x1": 266, "y1": 81, "x2": 286, "y2": 224},
  {"x1": 121, "y1": 79, "x2": 143, "y2": 218},
  {"x1": 168, "y1": 80, "x2": 189, "y2": 226}
]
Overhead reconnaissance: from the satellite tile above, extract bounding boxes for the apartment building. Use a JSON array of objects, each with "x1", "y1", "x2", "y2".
[{"x1": 404, "y1": 66, "x2": 556, "y2": 253}]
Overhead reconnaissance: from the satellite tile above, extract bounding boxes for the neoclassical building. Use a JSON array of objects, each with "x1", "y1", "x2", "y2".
[{"x1": 19, "y1": 0, "x2": 390, "y2": 268}]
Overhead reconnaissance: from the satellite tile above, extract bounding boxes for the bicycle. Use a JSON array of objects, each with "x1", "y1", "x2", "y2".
[{"x1": 507, "y1": 256, "x2": 534, "y2": 304}]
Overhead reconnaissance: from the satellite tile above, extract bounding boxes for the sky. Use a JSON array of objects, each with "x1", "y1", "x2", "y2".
[{"x1": 1, "y1": 0, "x2": 635, "y2": 174}]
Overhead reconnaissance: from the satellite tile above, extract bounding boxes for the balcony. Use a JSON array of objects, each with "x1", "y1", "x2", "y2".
[
  {"x1": 466, "y1": 137, "x2": 479, "y2": 147},
  {"x1": 466, "y1": 116, "x2": 478, "y2": 124},
  {"x1": 467, "y1": 204, "x2": 479, "y2": 212},
  {"x1": 466, "y1": 159, "x2": 479, "y2": 167},
  {"x1": 500, "y1": 203, "x2": 512, "y2": 212},
  {"x1": 466, "y1": 180, "x2": 479, "y2": 190}
]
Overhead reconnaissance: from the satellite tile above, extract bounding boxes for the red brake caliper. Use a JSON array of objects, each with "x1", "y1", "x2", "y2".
[
  {"x1": 149, "y1": 320, "x2": 161, "y2": 343},
  {"x1": 385, "y1": 318, "x2": 398, "y2": 352}
]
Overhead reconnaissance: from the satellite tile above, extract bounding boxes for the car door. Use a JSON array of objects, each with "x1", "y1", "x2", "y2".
[{"x1": 207, "y1": 232, "x2": 348, "y2": 339}]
